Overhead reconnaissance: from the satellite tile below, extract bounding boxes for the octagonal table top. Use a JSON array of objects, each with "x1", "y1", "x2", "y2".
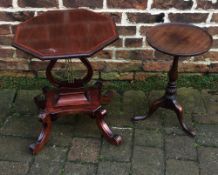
[
  {"x1": 12, "y1": 9, "x2": 118, "y2": 60},
  {"x1": 146, "y1": 23, "x2": 213, "y2": 57}
]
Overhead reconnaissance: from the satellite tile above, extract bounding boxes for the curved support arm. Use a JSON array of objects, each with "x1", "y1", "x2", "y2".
[
  {"x1": 79, "y1": 57, "x2": 93, "y2": 84},
  {"x1": 46, "y1": 58, "x2": 93, "y2": 88}
]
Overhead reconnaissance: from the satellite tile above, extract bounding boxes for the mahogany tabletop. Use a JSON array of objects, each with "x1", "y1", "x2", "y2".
[
  {"x1": 146, "y1": 23, "x2": 213, "y2": 57},
  {"x1": 12, "y1": 9, "x2": 118, "y2": 60}
]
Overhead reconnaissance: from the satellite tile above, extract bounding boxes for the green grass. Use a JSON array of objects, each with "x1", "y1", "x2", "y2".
[
  {"x1": 105, "y1": 74, "x2": 218, "y2": 93},
  {"x1": 0, "y1": 74, "x2": 217, "y2": 93}
]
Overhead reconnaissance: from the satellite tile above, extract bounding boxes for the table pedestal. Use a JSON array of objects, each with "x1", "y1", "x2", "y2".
[
  {"x1": 133, "y1": 56, "x2": 196, "y2": 137},
  {"x1": 30, "y1": 58, "x2": 122, "y2": 155}
]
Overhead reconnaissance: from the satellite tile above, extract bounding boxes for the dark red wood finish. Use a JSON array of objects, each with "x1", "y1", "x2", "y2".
[
  {"x1": 13, "y1": 9, "x2": 118, "y2": 60},
  {"x1": 12, "y1": 9, "x2": 122, "y2": 155},
  {"x1": 146, "y1": 23, "x2": 212, "y2": 57},
  {"x1": 133, "y1": 23, "x2": 212, "y2": 136}
]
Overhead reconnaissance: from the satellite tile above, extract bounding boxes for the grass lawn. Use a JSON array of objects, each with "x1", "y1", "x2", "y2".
[{"x1": 0, "y1": 74, "x2": 217, "y2": 93}]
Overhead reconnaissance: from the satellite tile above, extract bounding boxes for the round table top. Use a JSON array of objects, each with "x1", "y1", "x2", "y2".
[
  {"x1": 146, "y1": 23, "x2": 213, "y2": 57},
  {"x1": 12, "y1": 9, "x2": 118, "y2": 60}
]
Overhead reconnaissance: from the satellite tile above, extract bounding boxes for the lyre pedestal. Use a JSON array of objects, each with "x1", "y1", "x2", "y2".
[{"x1": 30, "y1": 58, "x2": 122, "y2": 154}]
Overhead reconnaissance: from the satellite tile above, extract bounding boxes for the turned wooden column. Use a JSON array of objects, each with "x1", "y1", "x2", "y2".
[{"x1": 133, "y1": 23, "x2": 213, "y2": 137}]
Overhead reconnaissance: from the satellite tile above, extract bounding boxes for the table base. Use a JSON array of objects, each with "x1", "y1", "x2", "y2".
[
  {"x1": 133, "y1": 56, "x2": 196, "y2": 137},
  {"x1": 29, "y1": 57, "x2": 122, "y2": 154},
  {"x1": 29, "y1": 83, "x2": 122, "y2": 155}
]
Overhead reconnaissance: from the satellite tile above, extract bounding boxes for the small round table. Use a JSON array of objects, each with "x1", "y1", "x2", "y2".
[
  {"x1": 12, "y1": 9, "x2": 122, "y2": 154},
  {"x1": 133, "y1": 23, "x2": 213, "y2": 136}
]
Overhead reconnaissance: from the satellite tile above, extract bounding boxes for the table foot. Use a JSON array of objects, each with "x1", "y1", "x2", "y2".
[
  {"x1": 95, "y1": 108, "x2": 122, "y2": 145},
  {"x1": 132, "y1": 97, "x2": 164, "y2": 121},
  {"x1": 133, "y1": 96, "x2": 196, "y2": 137},
  {"x1": 34, "y1": 95, "x2": 46, "y2": 110},
  {"x1": 29, "y1": 112, "x2": 52, "y2": 155},
  {"x1": 133, "y1": 56, "x2": 196, "y2": 137},
  {"x1": 172, "y1": 100, "x2": 196, "y2": 137}
]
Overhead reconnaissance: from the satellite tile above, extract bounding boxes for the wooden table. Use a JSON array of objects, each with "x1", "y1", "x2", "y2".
[
  {"x1": 133, "y1": 23, "x2": 212, "y2": 136},
  {"x1": 12, "y1": 9, "x2": 122, "y2": 154}
]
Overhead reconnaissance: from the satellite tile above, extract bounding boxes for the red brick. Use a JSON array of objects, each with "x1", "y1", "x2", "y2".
[
  {"x1": 29, "y1": 60, "x2": 49, "y2": 71},
  {"x1": 116, "y1": 50, "x2": 154, "y2": 60},
  {"x1": 0, "y1": 25, "x2": 11, "y2": 35},
  {"x1": 90, "y1": 60, "x2": 106, "y2": 71},
  {"x1": 107, "y1": 0, "x2": 147, "y2": 9},
  {"x1": 143, "y1": 57, "x2": 209, "y2": 73},
  {"x1": 207, "y1": 27, "x2": 218, "y2": 36},
  {"x1": 92, "y1": 50, "x2": 113, "y2": 59},
  {"x1": 154, "y1": 50, "x2": 173, "y2": 60},
  {"x1": 134, "y1": 72, "x2": 153, "y2": 80},
  {"x1": 0, "y1": 70, "x2": 35, "y2": 78},
  {"x1": 197, "y1": 1, "x2": 218, "y2": 9},
  {"x1": 0, "y1": 11, "x2": 34, "y2": 22},
  {"x1": 169, "y1": 13, "x2": 208, "y2": 23},
  {"x1": 11, "y1": 25, "x2": 17, "y2": 34},
  {"x1": 0, "y1": 59, "x2": 29, "y2": 70},
  {"x1": 140, "y1": 26, "x2": 153, "y2": 36},
  {"x1": 211, "y1": 13, "x2": 218, "y2": 23},
  {"x1": 152, "y1": 0, "x2": 193, "y2": 9},
  {"x1": 15, "y1": 50, "x2": 33, "y2": 59},
  {"x1": 0, "y1": 0, "x2": 12, "y2": 7},
  {"x1": 0, "y1": 35, "x2": 13, "y2": 46},
  {"x1": 103, "y1": 12, "x2": 122, "y2": 23},
  {"x1": 179, "y1": 62, "x2": 209, "y2": 73},
  {"x1": 30, "y1": 59, "x2": 106, "y2": 72},
  {"x1": 63, "y1": 0, "x2": 103, "y2": 8},
  {"x1": 135, "y1": 72, "x2": 163, "y2": 81},
  {"x1": 212, "y1": 39, "x2": 218, "y2": 49},
  {"x1": 143, "y1": 61, "x2": 170, "y2": 72},
  {"x1": 210, "y1": 63, "x2": 218, "y2": 73},
  {"x1": 30, "y1": 60, "x2": 80, "y2": 71},
  {"x1": 194, "y1": 51, "x2": 218, "y2": 62},
  {"x1": 125, "y1": 38, "x2": 143, "y2": 48},
  {"x1": 117, "y1": 26, "x2": 136, "y2": 36},
  {"x1": 104, "y1": 60, "x2": 142, "y2": 72},
  {"x1": 0, "y1": 48, "x2": 14, "y2": 58},
  {"x1": 18, "y1": 0, "x2": 58, "y2": 8},
  {"x1": 127, "y1": 13, "x2": 164, "y2": 23},
  {"x1": 110, "y1": 38, "x2": 123, "y2": 47},
  {"x1": 119, "y1": 72, "x2": 134, "y2": 80}
]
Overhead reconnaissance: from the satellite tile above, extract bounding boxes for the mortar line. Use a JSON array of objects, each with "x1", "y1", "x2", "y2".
[
  {"x1": 95, "y1": 135, "x2": 103, "y2": 175},
  {"x1": 103, "y1": 0, "x2": 107, "y2": 9},
  {"x1": 129, "y1": 122, "x2": 135, "y2": 175},
  {"x1": 195, "y1": 141, "x2": 201, "y2": 175},
  {"x1": 24, "y1": 155, "x2": 35, "y2": 175},
  {"x1": 60, "y1": 140, "x2": 74, "y2": 175},
  {"x1": 161, "y1": 105, "x2": 167, "y2": 175}
]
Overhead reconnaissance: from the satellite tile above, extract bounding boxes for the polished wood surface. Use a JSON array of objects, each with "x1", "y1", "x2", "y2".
[
  {"x1": 146, "y1": 23, "x2": 212, "y2": 57},
  {"x1": 13, "y1": 9, "x2": 118, "y2": 60},
  {"x1": 133, "y1": 23, "x2": 212, "y2": 137},
  {"x1": 12, "y1": 9, "x2": 122, "y2": 154},
  {"x1": 31, "y1": 81, "x2": 122, "y2": 154}
]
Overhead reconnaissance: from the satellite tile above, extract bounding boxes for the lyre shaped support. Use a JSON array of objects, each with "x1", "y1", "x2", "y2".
[{"x1": 46, "y1": 58, "x2": 93, "y2": 88}]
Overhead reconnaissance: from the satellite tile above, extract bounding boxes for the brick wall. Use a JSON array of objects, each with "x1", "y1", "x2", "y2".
[{"x1": 0, "y1": 0, "x2": 218, "y2": 80}]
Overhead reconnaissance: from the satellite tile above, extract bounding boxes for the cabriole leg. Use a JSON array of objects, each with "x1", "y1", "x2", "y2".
[
  {"x1": 29, "y1": 111, "x2": 52, "y2": 155},
  {"x1": 94, "y1": 108, "x2": 122, "y2": 145}
]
